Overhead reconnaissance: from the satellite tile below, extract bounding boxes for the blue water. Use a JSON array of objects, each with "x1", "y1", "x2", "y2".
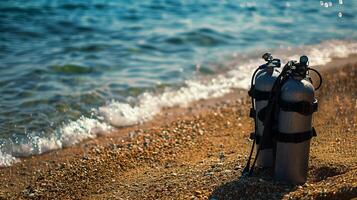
[{"x1": 0, "y1": 0, "x2": 357, "y2": 164}]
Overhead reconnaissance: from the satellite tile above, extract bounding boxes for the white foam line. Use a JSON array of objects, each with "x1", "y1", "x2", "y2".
[
  {"x1": 98, "y1": 63, "x2": 255, "y2": 127},
  {"x1": 0, "y1": 150, "x2": 18, "y2": 167},
  {"x1": 2, "y1": 117, "x2": 112, "y2": 165},
  {"x1": 280, "y1": 40, "x2": 357, "y2": 66}
]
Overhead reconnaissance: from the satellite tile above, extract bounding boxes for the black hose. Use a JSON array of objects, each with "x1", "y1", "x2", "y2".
[
  {"x1": 242, "y1": 67, "x2": 262, "y2": 175},
  {"x1": 307, "y1": 68, "x2": 323, "y2": 90},
  {"x1": 242, "y1": 136, "x2": 255, "y2": 175},
  {"x1": 250, "y1": 67, "x2": 261, "y2": 110},
  {"x1": 248, "y1": 141, "x2": 260, "y2": 175}
]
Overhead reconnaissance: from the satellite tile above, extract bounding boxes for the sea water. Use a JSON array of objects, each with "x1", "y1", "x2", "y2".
[{"x1": 1, "y1": 0, "x2": 357, "y2": 166}]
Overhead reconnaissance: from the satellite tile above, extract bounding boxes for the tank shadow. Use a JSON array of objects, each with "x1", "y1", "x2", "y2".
[
  {"x1": 309, "y1": 164, "x2": 348, "y2": 182},
  {"x1": 209, "y1": 168, "x2": 297, "y2": 200}
]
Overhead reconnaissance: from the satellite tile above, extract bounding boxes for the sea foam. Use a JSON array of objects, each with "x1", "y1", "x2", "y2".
[{"x1": 1, "y1": 39, "x2": 357, "y2": 166}]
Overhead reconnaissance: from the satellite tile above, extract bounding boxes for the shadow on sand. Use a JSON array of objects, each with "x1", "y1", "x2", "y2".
[
  {"x1": 209, "y1": 168, "x2": 297, "y2": 200},
  {"x1": 210, "y1": 164, "x2": 356, "y2": 200}
]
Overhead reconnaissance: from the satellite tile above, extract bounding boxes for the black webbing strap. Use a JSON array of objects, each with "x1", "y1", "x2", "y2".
[
  {"x1": 249, "y1": 132, "x2": 261, "y2": 144},
  {"x1": 255, "y1": 134, "x2": 261, "y2": 144},
  {"x1": 249, "y1": 108, "x2": 255, "y2": 118},
  {"x1": 248, "y1": 87, "x2": 270, "y2": 101},
  {"x1": 276, "y1": 128, "x2": 317, "y2": 143},
  {"x1": 257, "y1": 106, "x2": 267, "y2": 122},
  {"x1": 279, "y1": 99, "x2": 318, "y2": 115}
]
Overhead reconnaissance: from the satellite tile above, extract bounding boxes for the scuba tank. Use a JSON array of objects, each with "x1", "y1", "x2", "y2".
[
  {"x1": 243, "y1": 53, "x2": 281, "y2": 175},
  {"x1": 274, "y1": 55, "x2": 322, "y2": 184},
  {"x1": 243, "y1": 55, "x2": 322, "y2": 182}
]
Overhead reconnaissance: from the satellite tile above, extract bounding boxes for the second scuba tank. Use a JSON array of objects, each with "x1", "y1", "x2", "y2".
[
  {"x1": 249, "y1": 53, "x2": 281, "y2": 168},
  {"x1": 274, "y1": 56, "x2": 320, "y2": 184}
]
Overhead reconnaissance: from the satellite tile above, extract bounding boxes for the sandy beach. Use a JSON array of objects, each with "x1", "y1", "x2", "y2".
[{"x1": 0, "y1": 56, "x2": 356, "y2": 200}]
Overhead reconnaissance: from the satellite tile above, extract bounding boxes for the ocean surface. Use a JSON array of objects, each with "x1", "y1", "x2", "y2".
[{"x1": 1, "y1": 0, "x2": 357, "y2": 166}]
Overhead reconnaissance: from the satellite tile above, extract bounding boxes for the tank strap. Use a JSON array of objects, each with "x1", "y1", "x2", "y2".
[
  {"x1": 276, "y1": 128, "x2": 317, "y2": 143},
  {"x1": 279, "y1": 99, "x2": 318, "y2": 115},
  {"x1": 249, "y1": 108, "x2": 255, "y2": 118},
  {"x1": 249, "y1": 132, "x2": 261, "y2": 144},
  {"x1": 257, "y1": 106, "x2": 267, "y2": 121},
  {"x1": 248, "y1": 87, "x2": 270, "y2": 101}
]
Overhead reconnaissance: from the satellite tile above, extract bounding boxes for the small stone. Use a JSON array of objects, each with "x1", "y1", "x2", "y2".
[
  {"x1": 219, "y1": 152, "x2": 225, "y2": 161},
  {"x1": 198, "y1": 129, "x2": 204, "y2": 135},
  {"x1": 194, "y1": 190, "x2": 202, "y2": 195},
  {"x1": 234, "y1": 165, "x2": 242, "y2": 170},
  {"x1": 128, "y1": 131, "x2": 136, "y2": 138},
  {"x1": 144, "y1": 138, "x2": 150, "y2": 147},
  {"x1": 205, "y1": 172, "x2": 215, "y2": 176}
]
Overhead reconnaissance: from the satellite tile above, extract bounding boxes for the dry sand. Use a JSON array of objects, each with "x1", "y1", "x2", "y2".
[{"x1": 0, "y1": 57, "x2": 356, "y2": 200}]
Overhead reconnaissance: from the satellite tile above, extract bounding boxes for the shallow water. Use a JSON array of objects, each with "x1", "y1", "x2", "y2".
[{"x1": 1, "y1": 0, "x2": 357, "y2": 165}]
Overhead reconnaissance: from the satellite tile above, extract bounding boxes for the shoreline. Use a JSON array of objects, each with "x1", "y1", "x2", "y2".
[
  {"x1": 1, "y1": 52, "x2": 357, "y2": 166},
  {"x1": 0, "y1": 56, "x2": 356, "y2": 199}
]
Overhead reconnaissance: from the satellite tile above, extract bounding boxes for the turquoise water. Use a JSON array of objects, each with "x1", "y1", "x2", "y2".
[{"x1": 1, "y1": 0, "x2": 357, "y2": 165}]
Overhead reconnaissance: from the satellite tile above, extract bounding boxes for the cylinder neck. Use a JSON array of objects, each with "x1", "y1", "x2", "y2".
[
  {"x1": 292, "y1": 64, "x2": 308, "y2": 79},
  {"x1": 292, "y1": 74, "x2": 304, "y2": 80},
  {"x1": 266, "y1": 65, "x2": 274, "y2": 74}
]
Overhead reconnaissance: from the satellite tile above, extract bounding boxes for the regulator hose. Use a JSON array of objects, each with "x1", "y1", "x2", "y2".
[
  {"x1": 307, "y1": 68, "x2": 323, "y2": 90},
  {"x1": 242, "y1": 67, "x2": 261, "y2": 175}
]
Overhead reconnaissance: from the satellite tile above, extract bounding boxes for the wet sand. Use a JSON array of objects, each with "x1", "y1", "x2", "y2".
[{"x1": 0, "y1": 57, "x2": 356, "y2": 200}]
